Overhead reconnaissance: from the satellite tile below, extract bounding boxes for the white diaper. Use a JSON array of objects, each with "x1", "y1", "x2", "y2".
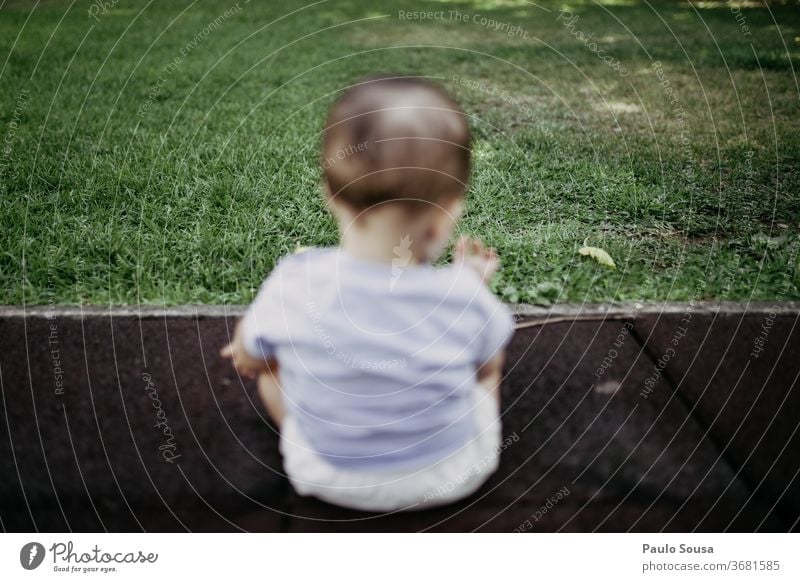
[{"x1": 279, "y1": 387, "x2": 503, "y2": 512}]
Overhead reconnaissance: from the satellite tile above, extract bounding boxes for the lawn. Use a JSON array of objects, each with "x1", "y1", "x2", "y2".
[{"x1": 1, "y1": 0, "x2": 798, "y2": 306}]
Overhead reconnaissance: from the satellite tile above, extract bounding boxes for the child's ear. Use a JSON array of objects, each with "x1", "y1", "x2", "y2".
[
  {"x1": 449, "y1": 197, "x2": 465, "y2": 220},
  {"x1": 322, "y1": 179, "x2": 346, "y2": 216},
  {"x1": 323, "y1": 186, "x2": 359, "y2": 226},
  {"x1": 321, "y1": 178, "x2": 333, "y2": 202}
]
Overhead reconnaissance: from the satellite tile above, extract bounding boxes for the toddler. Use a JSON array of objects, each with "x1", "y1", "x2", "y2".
[{"x1": 221, "y1": 75, "x2": 515, "y2": 512}]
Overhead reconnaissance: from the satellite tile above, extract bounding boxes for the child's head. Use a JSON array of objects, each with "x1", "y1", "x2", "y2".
[{"x1": 322, "y1": 76, "x2": 471, "y2": 256}]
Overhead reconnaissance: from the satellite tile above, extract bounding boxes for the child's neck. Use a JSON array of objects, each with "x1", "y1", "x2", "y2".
[{"x1": 338, "y1": 208, "x2": 435, "y2": 265}]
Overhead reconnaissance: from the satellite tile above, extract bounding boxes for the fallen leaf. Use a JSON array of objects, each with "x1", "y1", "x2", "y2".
[{"x1": 578, "y1": 245, "x2": 617, "y2": 269}]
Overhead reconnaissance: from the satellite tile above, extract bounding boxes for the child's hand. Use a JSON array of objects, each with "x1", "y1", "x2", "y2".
[
  {"x1": 220, "y1": 321, "x2": 273, "y2": 379},
  {"x1": 455, "y1": 235, "x2": 499, "y2": 284}
]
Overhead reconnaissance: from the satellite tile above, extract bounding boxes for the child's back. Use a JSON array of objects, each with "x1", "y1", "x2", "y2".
[{"x1": 223, "y1": 76, "x2": 514, "y2": 511}]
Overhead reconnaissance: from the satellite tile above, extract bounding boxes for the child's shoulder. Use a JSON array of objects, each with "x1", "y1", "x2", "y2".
[
  {"x1": 251, "y1": 248, "x2": 336, "y2": 298},
  {"x1": 263, "y1": 247, "x2": 503, "y2": 311},
  {"x1": 266, "y1": 247, "x2": 338, "y2": 277}
]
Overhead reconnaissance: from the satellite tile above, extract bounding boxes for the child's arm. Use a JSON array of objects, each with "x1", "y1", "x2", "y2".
[
  {"x1": 220, "y1": 264, "x2": 288, "y2": 425},
  {"x1": 220, "y1": 319, "x2": 277, "y2": 379},
  {"x1": 456, "y1": 235, "x2": 511, "y2": 403},
  {"x1": 221, "y1": 320, "x2": 286, "y2": 425}
]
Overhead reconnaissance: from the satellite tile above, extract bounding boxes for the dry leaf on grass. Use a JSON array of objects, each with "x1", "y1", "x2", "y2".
[{"x1": 578, "y1": 241, "x2": 617, "y2": 269}]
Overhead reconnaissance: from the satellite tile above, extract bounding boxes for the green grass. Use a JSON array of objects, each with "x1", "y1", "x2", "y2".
[{"x1": 1, "y1": 0, "x2": 799, "y2": 305}]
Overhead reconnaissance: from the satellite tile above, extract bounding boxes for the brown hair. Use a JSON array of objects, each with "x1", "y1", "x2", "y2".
[{"x1": 322, "y1": 75, "x2": 471, "y2": 212}]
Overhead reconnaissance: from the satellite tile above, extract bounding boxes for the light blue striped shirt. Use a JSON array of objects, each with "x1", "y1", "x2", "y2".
[{"x1": 241, "y1": 247, "x2": 514, "y2": 471}]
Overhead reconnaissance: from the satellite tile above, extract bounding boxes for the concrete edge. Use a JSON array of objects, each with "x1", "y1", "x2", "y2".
[{"x1": 1, "y1": 301, "x2": 798, "y2": 319}]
